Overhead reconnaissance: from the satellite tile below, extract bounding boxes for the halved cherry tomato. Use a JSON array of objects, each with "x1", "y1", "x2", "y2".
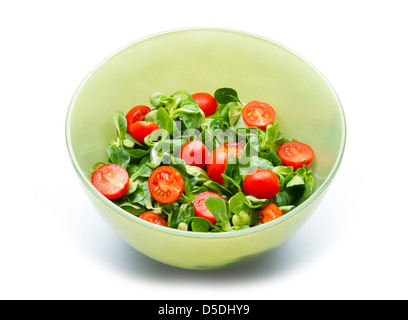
[
  {"x1": 91, "y1": 163, "x2": 129, "y2": 200},
  {"x1": 207, "y1": 142, "x2": 246, "y2": 185},
  {"x1": 148, "y1": 166, "x2": 185, "y2": 203},
  {"x1": 256, "y1": 203, "x2": 283, "y2": 225},
  {"x1": 242, "y1": 101, "x2": 275, "y2": 130},
  {"x1": 129, "y1": 121, "x2": 160, "y2": 144},
  {"x1": 277, "y1": 141, "x2": 314, "y2": 169},
  {"x1": 125, "y1": 105, "x2": 151, "y2": 130},
  {"x1": 139, "y1": 211, "x2": 168, "y2": 227},
  {"x1": 193, "y1": 191, "x2": 225, "y2": 224},
  {"x1": 243, "y1": 168, "x2": 280, "y2": 199},
  {"x1": 179, "y1": 140, "x2": 209, "y2": 169},
  {"x1": 192, "y1": 92, "x2": 218, "y2": 117}
]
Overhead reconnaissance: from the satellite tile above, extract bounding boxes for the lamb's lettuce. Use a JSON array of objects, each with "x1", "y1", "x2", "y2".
[{"x1": 91, "y1": 88, "x2": 315, "y2": 233}]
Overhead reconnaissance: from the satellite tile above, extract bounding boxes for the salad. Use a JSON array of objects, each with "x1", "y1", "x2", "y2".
[{"x1": 91, "y1": 88, "x2": 315, "y2": 232}]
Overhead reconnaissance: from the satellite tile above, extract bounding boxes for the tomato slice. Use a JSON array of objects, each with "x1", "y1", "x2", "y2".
[
  {"x1": 277, "y1": 141, "x2": 314, "y2": 169},
  {"x1": 242, "y1": 101, "x2": 275, "y2": 130},
  {"x1": 148, "y1": 166, "x2": 185, "y2": 203},
  {"x1": 192, "y1": 92, "x2": 218, "y2": 117},
  {"x1": 125, "y1": 105, "x2": 151, "y2": 130},
  {"x1": 129, "y1": 121, "x2": 160, "y2": 144},
  {"x1": 91, "y1": 164, "x2": 129, "y2": 199},
  {"x1": 179, "y1": 140, "x2": 209, "y2": 169},
  {"x1": 139, "y1": 212, "x2": 168, "y2": 227},
  {"x1": 207, "y1": 142, "x2": 246, "y2": 185},
  {"x1": 193, "y1": 191, "x2": 225, "y2": 224},
  {"x1": 243, "y1": 168, "x2": 280, "y2": 199},
  {"x1": 256, "y1": 203, "x2": 283, "y2": 225}
]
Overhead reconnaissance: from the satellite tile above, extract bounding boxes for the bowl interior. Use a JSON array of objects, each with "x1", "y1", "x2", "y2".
[{"x1": 67, "y1": 28, "x2": 345, "y2": 233}]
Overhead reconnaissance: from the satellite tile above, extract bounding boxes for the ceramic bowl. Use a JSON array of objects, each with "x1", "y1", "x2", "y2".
[{"x1": 65, "y1": 28, "x2": 346, "y2": 270}]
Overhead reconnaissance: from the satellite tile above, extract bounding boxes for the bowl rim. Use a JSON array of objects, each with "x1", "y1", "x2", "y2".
[{"x1": 65, "y1": 27, "x2": 347, "y2": 239}]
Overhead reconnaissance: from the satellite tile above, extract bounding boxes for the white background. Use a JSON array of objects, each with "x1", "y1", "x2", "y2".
[{"x1": 1, "y1": 0, "x2": 407, "y2": 300}]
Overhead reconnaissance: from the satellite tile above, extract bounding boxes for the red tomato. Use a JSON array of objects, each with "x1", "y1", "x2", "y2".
[
  {"x1": 125, "y1": 105, "x2": 151, "y2": 130},
  {"x1": 193, "y1": 191, "x2": 225, "y2": 224},
  {"x1": 148, "y1": 166, "x2": 185, "y2": 203},
  {"x1": 277, "y1": 141, "x2": 314, "y2": 169},
  {"x1": 242, "y1": 101, "x2": 275, "y2": 130},
  {"x1": 243, "y1": 168, "x2": 280, "y2": 199},
  {"x1": 256, "y1": 203, "x2": 283, "y2": 225},
  {"x1": 179, "y1": 140, "x2": 209, "y2": 169},
  {"x1": 91, "y1": 164, "x2": 129, "y2": 200},
  {"x1": 207, "y1": 142, "x2": 246, "y2": 185},
  {"x1": 139, "y1": 211, "x2": 168, "y2": 227},
  {"x1": 192, "y1": 92, "x2": 218, "y2": 117},
  {"x1": 129, "y1": 121, "x2": 160, "y2": 144}
]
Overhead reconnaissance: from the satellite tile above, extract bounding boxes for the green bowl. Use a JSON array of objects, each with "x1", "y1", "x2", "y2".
[{"x1": 65, "y1": 28, "x2": 346, "y2": 270}]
